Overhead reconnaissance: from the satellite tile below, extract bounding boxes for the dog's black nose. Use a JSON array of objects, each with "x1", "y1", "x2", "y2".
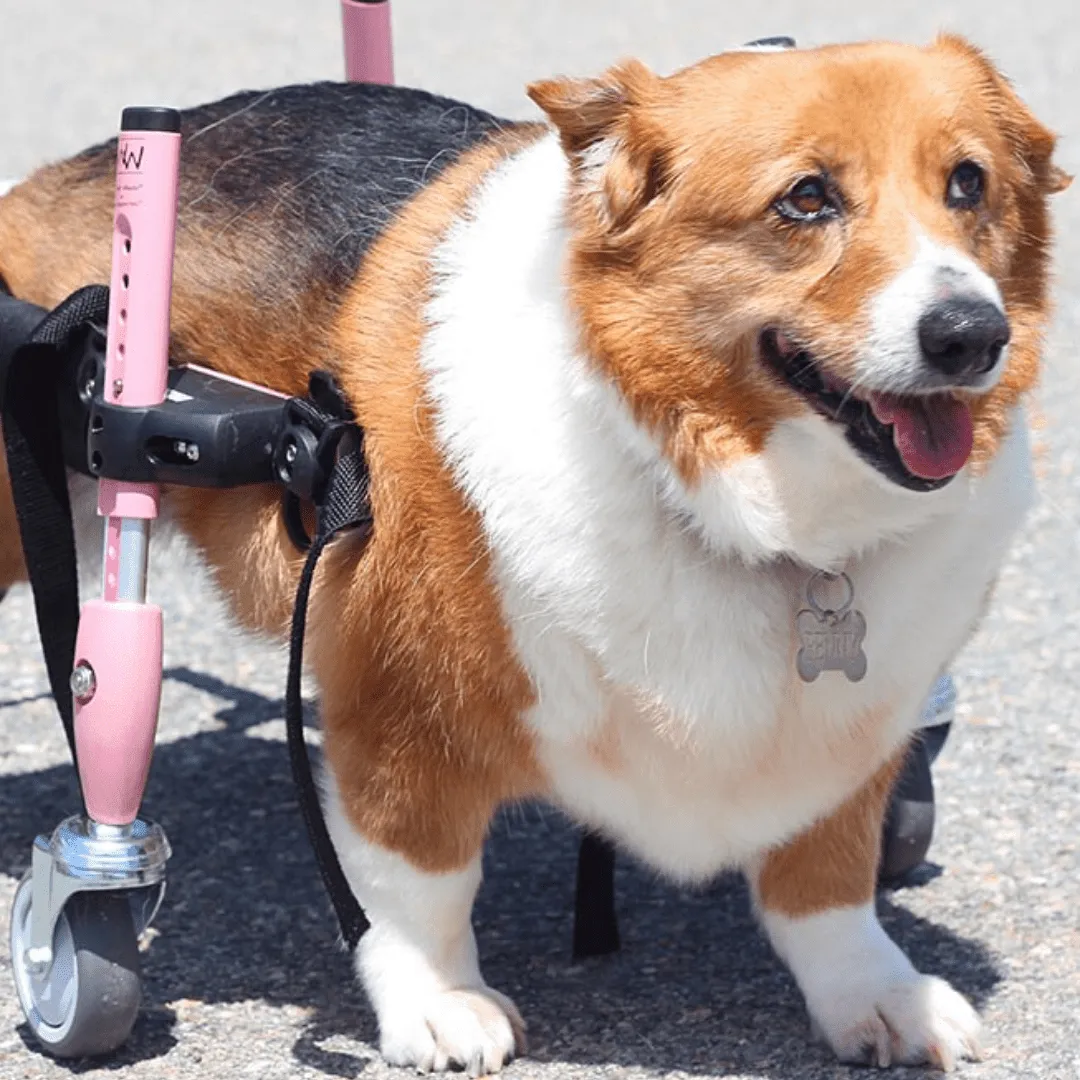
[{"x1": 918, "y1": 298, "x2": 1010, "y2": 378}]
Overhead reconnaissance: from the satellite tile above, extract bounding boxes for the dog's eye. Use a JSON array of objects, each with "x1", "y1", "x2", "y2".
[
  {"x1": 776, "y1": 176, "x2": 838, "y2": 222},
  {"x1": 947, "y1": 161, "x2": 985, "y2": 208}
]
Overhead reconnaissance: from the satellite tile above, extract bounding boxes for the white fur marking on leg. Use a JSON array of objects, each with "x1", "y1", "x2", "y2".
[
  {"x1": 761, "y1": 902, "x2": 981, "y2": 1069},
  {"x1": 322, "y1": 776, "x2": 523, "y2": 1074}
]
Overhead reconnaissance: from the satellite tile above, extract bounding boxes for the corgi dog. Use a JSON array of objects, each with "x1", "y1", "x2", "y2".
[{"x1": 0, "y1": 34, "x2": 1068, "y2": 1073}]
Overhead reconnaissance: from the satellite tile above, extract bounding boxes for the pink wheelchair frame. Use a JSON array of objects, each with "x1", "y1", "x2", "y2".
[{"x1": 8, "y1": 3, "x2": 394, "y2": 1059}]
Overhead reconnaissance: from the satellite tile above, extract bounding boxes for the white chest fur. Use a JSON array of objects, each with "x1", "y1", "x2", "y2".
[{"x1": 421, "y1": 136, "x2": 1035, "y2": 881}]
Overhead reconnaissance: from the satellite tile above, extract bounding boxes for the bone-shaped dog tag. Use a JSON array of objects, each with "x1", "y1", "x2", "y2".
[{"x1": 795, "y1": 571, "x2": 868, "y2": 683}]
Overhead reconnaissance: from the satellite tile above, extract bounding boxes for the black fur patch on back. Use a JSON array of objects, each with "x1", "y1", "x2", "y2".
[{"x1": 69, "y1": 82, "x2": 514, "y2": 306}]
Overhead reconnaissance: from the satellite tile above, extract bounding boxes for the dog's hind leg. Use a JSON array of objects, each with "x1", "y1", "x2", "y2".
[
  {"x1": 306, "y1": 512, "x2": 543, "y2": 1075},
  {"x1": 748, "y1": 749, "x2": 982, "y2": 1071},
  {"x1": 322, "y1": 775, "x2": 525, "y2": 1075}
]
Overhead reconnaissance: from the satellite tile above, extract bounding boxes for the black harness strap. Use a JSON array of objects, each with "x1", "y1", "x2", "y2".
[
  {"x1": 573, "y1": 831, "x2": 619, "y2": 958},
  {"x1": 1, "y1": 285, "x2": 110, "y2": 767},
  {"x1": 281, "y1": 386, "x2": 373, "y2": 951}
]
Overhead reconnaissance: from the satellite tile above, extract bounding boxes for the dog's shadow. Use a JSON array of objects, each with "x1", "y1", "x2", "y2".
[{"x1": 0, "y1": 667, "x2": 1001, "y2": 1078}]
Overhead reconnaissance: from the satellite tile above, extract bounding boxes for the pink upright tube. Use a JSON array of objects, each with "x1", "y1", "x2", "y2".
[
  {"x1": 102, "y1": 119, "x2": 180, "y2": 412},
  {"x1": 75, "y1": 108, "x2": 181, "y2": 826},
  {"x1": 341, "y1": 0, "x2": 394, "y2": 84}
]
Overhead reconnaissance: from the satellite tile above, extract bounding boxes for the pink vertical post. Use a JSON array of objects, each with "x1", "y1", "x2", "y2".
[
  {"x1": 73, "y1": 108, "x2": 181, "y2": 826},
  {"x1": 341, "y1": 0, "x2": 394, "y2": 84}
]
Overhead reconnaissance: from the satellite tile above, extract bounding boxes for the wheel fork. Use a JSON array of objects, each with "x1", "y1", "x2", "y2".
[{"x1": 24, "y1": 816, "x2": 170, "y2": 978}]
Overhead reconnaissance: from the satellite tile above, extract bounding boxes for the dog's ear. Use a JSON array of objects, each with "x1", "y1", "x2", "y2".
[
  {"x1": 938, "y1": 34, "x2": 1071, "y2": 195},
  {"x1": 528, "y1": 60, "x2": 670, "y2": 232},
  {"x1": 528, "y1": 60, "x2": 656, "y2": 155}
]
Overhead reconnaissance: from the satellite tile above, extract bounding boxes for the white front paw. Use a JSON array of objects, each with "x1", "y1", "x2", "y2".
[
  {"x1": 379, "y1": 985, "x2": 526, "y2": 1075},
  {"x1": 760, "y1": 904, "x2": 983, "y2": 1071},
  {"x1": 809, "y1": 971, "x2": 981, "y2": 1069}
]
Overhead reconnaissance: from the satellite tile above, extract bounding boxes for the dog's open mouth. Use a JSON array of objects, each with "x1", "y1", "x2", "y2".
[{"x1": 760, "y1": 330, "x2": 974, "y2": 492}]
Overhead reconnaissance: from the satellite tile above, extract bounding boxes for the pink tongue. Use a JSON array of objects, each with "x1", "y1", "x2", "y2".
[{"x1": 867, "y1": 392, "x2": 974, "y2": 480}]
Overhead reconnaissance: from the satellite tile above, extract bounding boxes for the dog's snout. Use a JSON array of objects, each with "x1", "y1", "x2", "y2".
[{"x1": 917, "y1": 297, "x2": 1010, "y2": 378}]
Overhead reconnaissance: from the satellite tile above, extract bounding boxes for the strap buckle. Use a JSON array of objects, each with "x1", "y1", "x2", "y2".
[{"x1": 274, "y1": 371, "x2": 364, "y2": 552}]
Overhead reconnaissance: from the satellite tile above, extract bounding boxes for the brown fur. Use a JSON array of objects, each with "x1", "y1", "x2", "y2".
[
  {"x1": 311, "y1": 128, "x2": 551, "y2": 870},
  {"x1": 755, "y1": 748, "x2": 906, "y2": 916}
]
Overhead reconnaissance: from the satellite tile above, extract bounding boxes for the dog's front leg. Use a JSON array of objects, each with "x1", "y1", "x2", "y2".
[
  {"x1": 748, "y1": 751, "x2": 982, "y2": 1070},
  {"x1": 322, "y1": 776, "x2": 524, "y2": 1075}
]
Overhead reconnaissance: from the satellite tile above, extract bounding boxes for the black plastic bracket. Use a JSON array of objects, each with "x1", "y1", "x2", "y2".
[
  {"x1": 86, "y1": 364, "x2": 289, "y2": 488},
  {"x1": 3, "y1": 286, "x2": 358, "y2": 511},
  {"x1": 272, "y1": 396, "x2": 353, "y2": 505}
]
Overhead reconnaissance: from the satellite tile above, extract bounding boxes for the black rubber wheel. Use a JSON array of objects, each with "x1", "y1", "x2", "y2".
[
  {"x1": 879, "y1": 738, "x2": 936, "y2": 887},
  {"x1": 10, "y1": 876, "x2": 142, "y2": 1058}
]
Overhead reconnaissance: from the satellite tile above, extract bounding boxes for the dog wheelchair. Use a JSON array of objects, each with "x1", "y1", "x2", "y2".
[{"x1": 0, "y1": 7, "x2": 956, "y2": 1060}]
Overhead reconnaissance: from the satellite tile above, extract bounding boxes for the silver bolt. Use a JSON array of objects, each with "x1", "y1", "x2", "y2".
[
  {"x1": 70, "y1": 662, "x2": 97, "y2": 703},
  {"x1": 284, "y1": 442, "x2": 298, "y2": 465},
  {"x1": 112, "y1": 378, "x2": 124, "y2": 397},
  {"x1": 185, "y1": 442, "x2": 200, "y2": 462}
]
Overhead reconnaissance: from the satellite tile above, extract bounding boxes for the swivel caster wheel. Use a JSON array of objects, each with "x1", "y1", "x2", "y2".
[{"x1": 9, "y1": 875, "x2": 142, "y2": 1059}]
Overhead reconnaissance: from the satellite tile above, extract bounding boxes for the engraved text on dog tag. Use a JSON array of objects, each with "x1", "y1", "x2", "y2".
[{"x1": 795, "y1": 571, "x2": 868, "y2": 683}]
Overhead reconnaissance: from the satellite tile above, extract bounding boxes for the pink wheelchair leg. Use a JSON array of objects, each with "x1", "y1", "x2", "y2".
[
  {"x1": 72, "y1": 113, "x2": 180, "y2": 826},
  {"x1": 341, "y1": 0, "x2": 394, "y2": 84},
  {"x1": 12, "y1": 108, "x2": 180, "y2": 1062}
]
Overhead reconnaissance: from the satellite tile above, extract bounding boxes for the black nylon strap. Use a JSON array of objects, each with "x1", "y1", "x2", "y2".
[
  {"x1": 0, "y1": 288, "x2": 47, "y2": 380},
  {"x1": 573, "y1": 831, "x2": 620, "y2": 958},
  {"x1": 27, "y1": 285, "x2": 110, "y2": 350},
  {"x1": 1, "y1": 285, "x2": 110, "y2": 765},
  {"x1": 284, "y1": 423, "x2": 373, "y2": 951}
]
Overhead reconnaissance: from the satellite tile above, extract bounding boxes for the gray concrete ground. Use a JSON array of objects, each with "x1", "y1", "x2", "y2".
[{"x1": 1, "y1": 2, "x2": 1078, "y2": 1078}]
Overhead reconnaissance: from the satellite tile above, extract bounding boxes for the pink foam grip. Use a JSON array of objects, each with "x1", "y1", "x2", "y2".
[
  {"x1": 342, "y1": 0, "x2": 394, "y2": 84},
  {"x1": 97, "y1": 128, "x2": 177, "y2": 520},
  {"x1": 73, "y1": 600, "x2": 163, "y2": 826},
  {"x1": 104, "y1": 130, "x2": 181, "y2": 409}
]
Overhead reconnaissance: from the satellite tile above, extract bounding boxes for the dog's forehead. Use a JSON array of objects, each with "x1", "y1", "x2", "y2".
[{"x1": 659, "y1": 43, "x2": 995, "y2": 170}]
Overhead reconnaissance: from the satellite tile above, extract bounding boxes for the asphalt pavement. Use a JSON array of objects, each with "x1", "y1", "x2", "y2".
[{"x1": 0, "y1": 2, "x2": 1078, "y2": 1078}]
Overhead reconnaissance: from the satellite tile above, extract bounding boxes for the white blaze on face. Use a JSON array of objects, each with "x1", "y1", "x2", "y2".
[{"x1": 856, "y1": 232, "x2": 1007, "y2": 394}]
